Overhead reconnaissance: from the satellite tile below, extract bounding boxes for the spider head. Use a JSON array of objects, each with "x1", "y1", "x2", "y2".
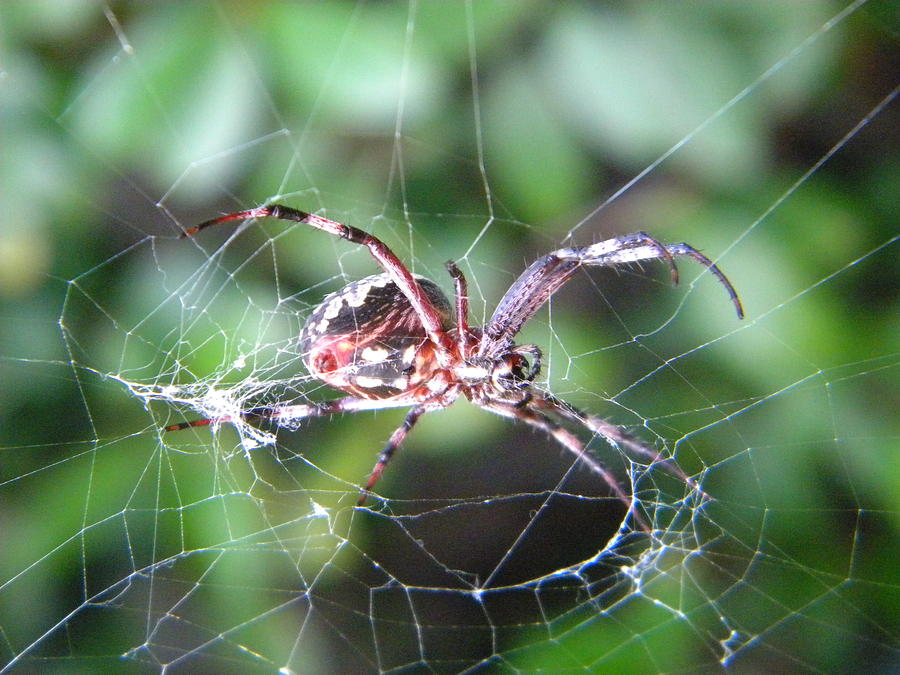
[{"x1": 490, "y1": 344, "x2": 542, "y2": 391}]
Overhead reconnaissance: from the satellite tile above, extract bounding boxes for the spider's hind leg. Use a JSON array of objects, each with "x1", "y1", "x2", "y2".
[
  {"x1": 358, "y1": 405, "x2": 427, "y2": 505},
  {"x1": 534, "y1": 394, "x2": 707, "y2": 499},
  {"x1": 486, "y1": 401, "x2": 650, "y2": 532}
]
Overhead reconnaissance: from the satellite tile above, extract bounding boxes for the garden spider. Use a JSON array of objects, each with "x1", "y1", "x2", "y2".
[{"x1": 168, "y1": 204, "x2": 743, "y2": 524}]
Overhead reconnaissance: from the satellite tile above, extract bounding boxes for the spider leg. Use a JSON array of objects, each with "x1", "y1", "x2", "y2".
[
  {"x1": 183, "y1": 205, "x2": 453, "y2": 353},
  {"x1": 445, "y1": 260, "x2": 472, "y2": 356},
  {"x1": 531, "y1": 393, "x2": 705, "y2": 496},
  {"x1": 164, "y1": 395, "x2": 418, "y2": 432},
  {"x1": 485, "y1": 401, "x2": 650, "y2": 532},
  {"x1": 358, "y1": 405, "x2": 427, "y2": 505},
  {"x1": 665, "y1": 243, "x2": 743, "y2": 318},
  {"x1": 481, "y1": 234, "x2": 742, "y2": 354},
  {"x1": 567, "y1": 235, "x2": 742, "y2": 315}
]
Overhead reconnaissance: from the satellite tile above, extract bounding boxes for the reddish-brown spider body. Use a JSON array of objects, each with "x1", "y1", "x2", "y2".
[{"x1": 171, "y1": 203, "x2": 743, "y2": 520}]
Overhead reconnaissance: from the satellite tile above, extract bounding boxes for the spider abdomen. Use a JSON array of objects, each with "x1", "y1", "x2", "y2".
[{"x1": 299, "y1": 273, "x2": 453, "y2": 399}]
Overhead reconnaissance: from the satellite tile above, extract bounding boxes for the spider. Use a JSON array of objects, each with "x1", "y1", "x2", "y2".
[{"x1": 167, "y1": 204, "x2": 743, "y2": 525}]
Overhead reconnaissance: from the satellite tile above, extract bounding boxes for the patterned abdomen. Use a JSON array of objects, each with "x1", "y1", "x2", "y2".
[{"x1": 299, "y1": 273, "x2": 452, "y2": 399}]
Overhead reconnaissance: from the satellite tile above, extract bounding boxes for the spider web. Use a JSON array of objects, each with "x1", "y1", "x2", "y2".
[{"x1": 2, "y1": 1, "x2": 897, "y2": 673}]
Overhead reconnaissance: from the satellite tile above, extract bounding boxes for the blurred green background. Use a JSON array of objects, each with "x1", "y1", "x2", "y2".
[{"x1": 1, "y1": 1, "x2": 897, "y2": 673}]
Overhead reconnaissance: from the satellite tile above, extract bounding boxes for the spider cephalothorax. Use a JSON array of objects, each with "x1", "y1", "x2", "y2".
[{"x1": 169, "y1": 204, "x2": 743, "y2": 527}]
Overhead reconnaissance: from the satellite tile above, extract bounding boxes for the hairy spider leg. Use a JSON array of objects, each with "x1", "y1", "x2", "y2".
[
  {"x1": 665, "y1": 243, "x2": 743, "y2": 318},
  {"x1": 182, "y1": 204, "x2": 455, "y2": 356},
  {"x1": 532, "y1": 393, "x2": 706, "y2": 497},
  {"x1": 358, "y1": 405, "x2": 428, "y2": 505},
  {"x1": 565, "y1": 237, "x2": 743, "y2": 317},
  {"x1": 445, "y1": 260, "x2": 472, "y2": 357},
  {"x1": 480, "y1": 232, "x2": 675, "y2": 352},
  {"x1": 486, "y1": 400, "x2": 651, "y2": 533},
  {"x1": 482, "y1": 234, "x2": 742, "y2": 355}
]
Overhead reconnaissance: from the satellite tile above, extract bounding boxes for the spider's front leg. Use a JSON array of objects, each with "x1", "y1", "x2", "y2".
[
  {"x1": 563, "y1": 235, "x2": 744, "y2": 319},
  {"x1": 481, "y1": 232, "x2": 743, "y2": 354}
]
